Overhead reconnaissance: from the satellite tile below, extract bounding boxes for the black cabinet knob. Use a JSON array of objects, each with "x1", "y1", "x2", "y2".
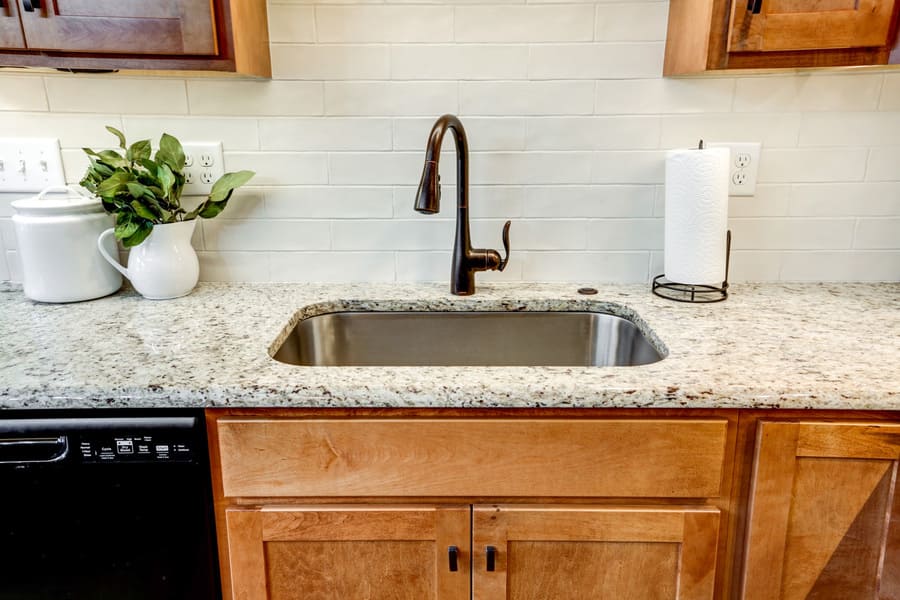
[
  {"x1": 448, "y1": 546, "x2": 459, "y2": 572},
  {"x1": 486, "y1": 546, "x2": 497, "y2": 572}
]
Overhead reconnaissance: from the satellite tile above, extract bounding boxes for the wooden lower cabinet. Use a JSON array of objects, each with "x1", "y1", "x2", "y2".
[
  {"x1": 221, "y1": 503, "x2": 721, "y2": 600},
  {"x1": 741, "y1": 421, "x2": 900, "y2": 599},
  {"x1": 473, "y1": 505, "x2": 720, "y2": 600}
]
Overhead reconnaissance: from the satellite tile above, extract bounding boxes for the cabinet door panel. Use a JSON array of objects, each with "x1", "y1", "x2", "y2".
[
  {"x1": 729, "y1": 0, "x2": 897, "y2": 51},
  {"x1": 473, "y1": 505, "x2": 720, "y2": 600},
  {"x1": 225, "y1": 505, "x2": 470, "y2": 600},
  {"x1": 0, "y1": 0, "x2": 24, "y2": 49},
  {"x1": 742, "y1": 421, "x2": 900, "y2": 600},
  {"x1": 20, "y1": 0, "x2": 215, "y2": 54}
]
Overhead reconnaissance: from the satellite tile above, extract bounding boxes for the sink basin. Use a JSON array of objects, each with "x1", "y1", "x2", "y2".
[{"x1": 272, "y1": 311, "x2": 664, "y2": 367}]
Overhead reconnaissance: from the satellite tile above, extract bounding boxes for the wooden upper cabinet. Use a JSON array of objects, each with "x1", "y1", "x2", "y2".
[
  {"x1": 741, "y1": 421, "x2": 900, "y2": 599},
  {"x1": 0, "y1": 0, "x2": 269, "y2": 76},
  {"x1": 0, "y1": 0, "x2": 25, "y2": 49},
  {"x1": 19, "y1": 0, "x2": 216, "y2": 55},
  {"x1": 665, "y1": 0, "x2": 900, "y2": 74}
]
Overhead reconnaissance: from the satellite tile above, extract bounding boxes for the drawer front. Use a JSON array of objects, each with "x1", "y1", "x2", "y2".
[{"x1": 216, "y1": 419, "x2": 729, "y2": 499}]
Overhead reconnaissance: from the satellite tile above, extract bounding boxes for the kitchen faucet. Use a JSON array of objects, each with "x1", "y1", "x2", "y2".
[{"x1": 414, "y1": 114, "x2": 511, "y2": 296}]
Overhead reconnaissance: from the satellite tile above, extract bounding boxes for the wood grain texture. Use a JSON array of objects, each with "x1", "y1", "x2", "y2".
[
  {"x1": 216, "y1": 418, "x2": 729, "y2": 499},
  {"x1": 740, "y1": 421, "x2": 800, "y2": 599},
  {"x1": 473, "y1": 505, "x2": 720, "y2": 600},
  {"x1": 224, "y1": 505, "x2": 469, "y2": 600},
  {"x1": 797, "y1": 422, "x2": 900, "y2": 459},
  {"x1": 664, "y1": 0, "x2": 716, "y2": 75},
  {"x1": 19, "y1": 0, "x2": 216, "y2": 55},
  {"x1": 0, "y1": 0, "x2": 24, "y2": 49},
  {"x1": 228, "y1": 0, "x2": 270, "y2": 77}
]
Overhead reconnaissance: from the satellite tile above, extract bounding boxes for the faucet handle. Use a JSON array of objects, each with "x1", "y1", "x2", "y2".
[{"x1": 498, "y1": 220, "x2": 511, "y2": 272}]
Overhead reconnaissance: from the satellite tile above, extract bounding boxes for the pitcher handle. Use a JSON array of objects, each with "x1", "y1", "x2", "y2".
[{"x1": 97, "y1": 228, "x2": 129, "y2": 280}]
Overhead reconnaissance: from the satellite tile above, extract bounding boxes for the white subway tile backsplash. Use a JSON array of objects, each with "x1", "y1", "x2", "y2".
[
  {"x1": 526, "y1": 117, "x2": 660, "y2": 150},
  {"x1": 223, "y1": 153, "x2": 329, "y2": 185},
  {"x1": 460, "y1": 82, "x2": 594, "y2": 116},
  {"x1": 528, "y1": 43, "x2": 664, "y2": 80},
  {"x1": 259, "y1": 118, "x2": 392, "y2": 151},
  {"x1": 0, "y1": 0, "x2": 897, "y2": 284},
  {"x1": 587, "y1": 218, "x2": 663, "y2": 250},
  {"x1": 854, "y1": 218, "x2": 900, "y2": 249},
  {"x1": 728, "y1": 218, "x2": 855, "y2": 250},
  {"x1": 271, "y1": 45, "x2": 391, "y2": 80},
  {"x1": 198, "y1": 252, "x2": 270, "y2": 282},
  {"x1": 758, "y1": 149, "x2": 868, "y2": 183},
  {"x1": 780, "y1": 251, "x2": 900, "y2": 281},
  {"x1": 733, "y1": 74, "x2": 883, "y2": 113},
  {"x1": 595, "y1": 3, "x2": 669, "y2": 41},
  {"x1": 202, "y1": 219, "x2": 331, "y2": 251},
  {"x1": 594, "y1": 78, "x2": 735, "y2": 114},
  {"x1": 0, "y1": 75, "x2": 47, "y2": 111},
  {"x1": 187, "y1": 81, "x2": 324, "y2": 116},
  {"x1": 332, "y1": 219, "x2": 453, "y2": 251},
  {"x1": 46, "y1": 77, "x2": 188, "y2": 114},
  {"x1": 455, "y1": 5, "x2": 594, "y2": 43},
  {"x1": 269, "y1": 252, "x2": 396, "y2": 282},
  {"x1": 391, "y1": 45, "x2": 528, "y2": 81},
  {"x1": 325, "y1": 82, "x2": 458, "y2": 116},
  {"x1": 267, "y1": 187, "x2": 394, "y2": 219},
  {"x1": 522, "y1": 252, "x2": 649, "y2": 282},
  {"x1": 316, "y1": 6, "x2": 453, "y2": 43},
  {"x1": 122, "y1": 117, "x2": 259, "y2": 150}
]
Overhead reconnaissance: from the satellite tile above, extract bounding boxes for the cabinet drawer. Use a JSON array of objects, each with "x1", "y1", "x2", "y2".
[{"x1": 216, "y1": 418, "x2": 729, "y2": 499}]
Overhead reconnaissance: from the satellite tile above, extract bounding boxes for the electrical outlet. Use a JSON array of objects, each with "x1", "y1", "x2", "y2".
[
  {"x1": 0, "y1": 138, "x2": 66, "y2": 192},
  {"x1": 181, "y1": 142, "x2": 224, "y2": 196},
  {"x1": 708, "y1": 142, "x2": 761, "y2": 196}
]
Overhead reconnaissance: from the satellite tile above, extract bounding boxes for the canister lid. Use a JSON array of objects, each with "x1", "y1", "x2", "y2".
[{"x1": 11, "y1": 185, "x2": 105, "y2": 215}]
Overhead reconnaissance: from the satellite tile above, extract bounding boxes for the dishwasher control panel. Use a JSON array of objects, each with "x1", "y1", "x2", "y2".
[{"x1": 79, "y1": 433, "x2": 194, "y2": 463}]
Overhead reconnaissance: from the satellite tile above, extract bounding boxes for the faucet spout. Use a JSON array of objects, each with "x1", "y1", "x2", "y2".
[{"x1": 414, "y1": 114, "x2": 511, "y2": 296}]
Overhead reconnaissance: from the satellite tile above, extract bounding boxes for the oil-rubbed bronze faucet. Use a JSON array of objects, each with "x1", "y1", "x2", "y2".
[{"x1": 414, "y1": 114, "x2": 511, "y2": 296}]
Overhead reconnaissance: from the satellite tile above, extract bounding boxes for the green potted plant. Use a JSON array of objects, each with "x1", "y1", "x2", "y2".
[{"x1": 81, "y1": 126, "x2": 254, "y2": 299}]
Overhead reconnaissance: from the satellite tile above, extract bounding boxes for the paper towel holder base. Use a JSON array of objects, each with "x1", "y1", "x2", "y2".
[{"x1": 652, "y1": 230, "x2": 732, "y2": 304}]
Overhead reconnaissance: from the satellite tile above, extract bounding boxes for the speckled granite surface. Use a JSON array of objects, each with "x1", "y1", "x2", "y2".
[{"x1": 0, "y1": 281, "x2": 897, "y2": 410}]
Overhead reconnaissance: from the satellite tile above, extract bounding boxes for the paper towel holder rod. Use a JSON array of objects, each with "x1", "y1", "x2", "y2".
[{"x1": 652, "y1": 230, "x2": 731, "y2": 303}]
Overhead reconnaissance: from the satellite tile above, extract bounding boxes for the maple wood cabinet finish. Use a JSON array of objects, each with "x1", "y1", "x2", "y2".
[
  {"x1": 474, "y1": 505, "x2": 720, "y2": 600},
  {"x1": 664, "y1": 0, "x2": 900, "y2": 74},
  {"x1": 0, "y1": 0, "x2": 269, "y2": 76},
  {"x1": 741, "y1": 420, "x2": 900, "y2": 599}
]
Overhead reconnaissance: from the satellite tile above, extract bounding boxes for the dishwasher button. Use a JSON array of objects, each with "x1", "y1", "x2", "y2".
[{"x1": 115, "y1": 440, "x2": 134, "y2": 455}]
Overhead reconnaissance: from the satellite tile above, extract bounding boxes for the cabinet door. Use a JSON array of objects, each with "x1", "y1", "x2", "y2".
[
  {"x1": 473, "y1": 505, "x2": 720, "y2": 600},
  {"x1": 729, "y1": 0, "x2": 898, "y2": 52},
  {"x1": 224, "y1": 505, "x2": 470, "y2": 600},
  {"x1": 19, "y1": 0, "x2": 216, "y2": 54},
  {"x1": 742, "y1": 421, "x2": 900, "y2": 599},
  {"x1": 0, "y1": 0, "x2": 24, "y2": 49}
]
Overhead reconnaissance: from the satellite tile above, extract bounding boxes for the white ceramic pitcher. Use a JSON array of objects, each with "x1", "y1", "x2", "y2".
[{"x1": 97, "y1": 220, "x2": 200, "y2": 300}]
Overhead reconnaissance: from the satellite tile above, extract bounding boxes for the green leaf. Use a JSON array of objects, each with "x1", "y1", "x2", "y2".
[
  {"x1": 157, "y1": 133, "x2": 185, "y2": 172},
  {"x1": 157, "y1": 163, "x2": 175, "y2": 199},
  {"x1": 97, "y1": 149, "x2": 129, "y2": 169},
  {"x1": 126, "y1": 139, "x2": 152, "y2": 163},
  {"x1": 130, "y1": 200, "x2": 158, "y2": 221},
  {"x1": 198, "y1": 200, "x2": 227, "y2": 219},
  {"x1": 97, "y1": 171, "x2": 132, "y2": 195},
  {"x1": 122, "y1": 222, "x2": 153, "y2": 248},
  {"x1": 106, "y1": 126, "x2": 127, "y2": 149},
  {"x1": 208, "y1": 170, "x2": 255, "y2": 202},
  {"x1": 125, "y1": 181, "x2": 151, "y2": 199},
  {"x1": 114, "y1": 212, "x2": 140, "y2": 240}
]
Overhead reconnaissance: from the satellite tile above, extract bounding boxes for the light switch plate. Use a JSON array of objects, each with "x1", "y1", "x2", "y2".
[
  {"x1": 181, "y1": 142, "x2": 224, "y2": 196},
  {"x1": 707, "y1": 142, "x2": 761, "y2": 197},
  {"x1": 0, "y1": 138, "x2": 66, "y2": 192}
]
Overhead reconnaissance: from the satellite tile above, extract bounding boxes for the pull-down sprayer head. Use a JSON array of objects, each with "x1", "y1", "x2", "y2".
[{"x1": 414, "y1": 160, "x2": 440, "y2": 214}]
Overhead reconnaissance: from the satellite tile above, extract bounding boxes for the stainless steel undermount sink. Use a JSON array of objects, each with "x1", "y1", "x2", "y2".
[{"x1": 272, "y1": 311, "x2": 665, "y2": 367}]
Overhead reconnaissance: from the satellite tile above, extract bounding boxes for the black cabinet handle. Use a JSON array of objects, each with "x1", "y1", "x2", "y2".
[
  {"x1": 22, "y1": 0, "x2": 40, "y2": 11},
  {"x1": 486, "y1": 546, "x2": 497, "y2": 572},
  {"x1": 746, "y1": 0, "x2": 763, "y2": 13},
  {"x1": 448, "y1": 546, "x2": 459, "y2": 572}
]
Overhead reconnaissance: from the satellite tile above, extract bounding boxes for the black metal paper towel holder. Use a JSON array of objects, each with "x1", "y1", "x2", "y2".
[{"x1": 652, "y1": 230, "x2": 732, "y2": 303}]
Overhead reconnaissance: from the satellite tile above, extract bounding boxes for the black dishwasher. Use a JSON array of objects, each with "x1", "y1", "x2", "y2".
[{"x1": 0, "y1": 409, "x2": 220, "y2": 600}]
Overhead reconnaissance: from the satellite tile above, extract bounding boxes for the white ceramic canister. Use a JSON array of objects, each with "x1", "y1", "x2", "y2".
[{"x1": 12, "y1": 185, "x2": 122, "y2": 303}]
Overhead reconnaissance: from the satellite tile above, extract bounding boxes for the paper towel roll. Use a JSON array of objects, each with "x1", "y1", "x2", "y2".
[{"x1": 664, "y1": 147, "x2": 729, "y2": 285}]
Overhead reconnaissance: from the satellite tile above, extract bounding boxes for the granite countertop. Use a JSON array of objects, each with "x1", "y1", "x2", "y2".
[{"x1": 0, "y1": 281, "x2": 897, "y2": 411}]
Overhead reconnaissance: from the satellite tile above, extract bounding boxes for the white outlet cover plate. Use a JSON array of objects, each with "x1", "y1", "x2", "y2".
[
  {"x1": 182, "y1": 142, "x2": 224, "y2": 196},
  {"x1": 708, "y1": 142, "x2": 761, "y2": 197},
  {"x1": 0, "y1": 138, "x2": 66, "y2": 192}
]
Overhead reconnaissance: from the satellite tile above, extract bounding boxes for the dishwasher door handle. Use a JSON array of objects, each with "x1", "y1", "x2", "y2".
[{"x1": 0, "y1": 436, "x2": 69, "y2": 464}]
